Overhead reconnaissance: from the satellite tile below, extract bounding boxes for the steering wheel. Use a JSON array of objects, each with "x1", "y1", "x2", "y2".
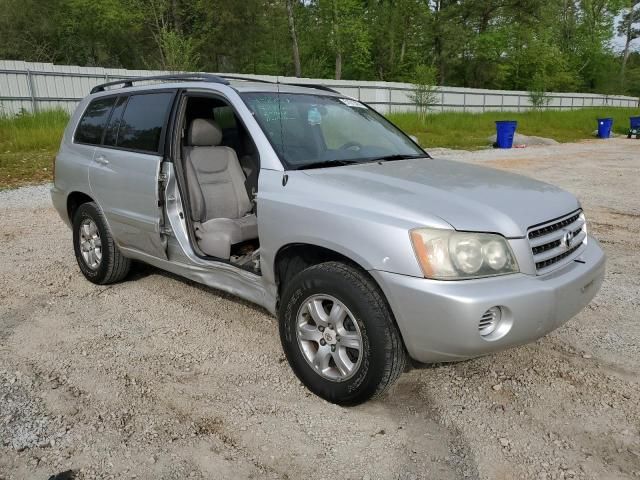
[{"x1": 339, "y1": 141, "x2": 363, "y2": 151}]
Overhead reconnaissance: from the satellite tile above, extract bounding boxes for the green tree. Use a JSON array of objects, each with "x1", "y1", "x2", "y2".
[
  {"x1": 409, "y1": 64, "x2": 439, "y2": 120},
  {"x1": 0, "y1": 0, "x2": 637, "y2": 96},
  {"x1": 315, "y1": 0, "x2": 372, "y2": 79}
]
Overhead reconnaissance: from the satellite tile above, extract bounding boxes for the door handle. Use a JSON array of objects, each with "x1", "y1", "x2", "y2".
[{"x1": 94, "y1": 155, "x2": 109, "y2": 165}]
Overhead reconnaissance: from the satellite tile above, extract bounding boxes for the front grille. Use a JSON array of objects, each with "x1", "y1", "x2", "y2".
[{"x1": 528, "y1": 210, "x2": 587, "y2": 274}]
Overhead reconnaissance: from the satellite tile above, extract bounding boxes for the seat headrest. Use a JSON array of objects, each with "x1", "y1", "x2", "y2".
[{"x1": 188, "y1": 118, "x2": 223, "y2": 147}]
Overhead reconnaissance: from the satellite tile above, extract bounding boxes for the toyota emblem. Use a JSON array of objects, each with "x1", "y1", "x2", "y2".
[{"x1": 562, "y1": 230, "x2": 575, "y2": 250}]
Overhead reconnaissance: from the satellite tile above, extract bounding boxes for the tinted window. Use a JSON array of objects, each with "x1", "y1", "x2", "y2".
[
  {"x1": 75, "y1": 97, "x2": 116, "y2": 145},
  {"x1": 103, "y1": 96, "x2": 129, "y2": 146},
  {"x1": 117, "y1": 92, "x2": 174, "y2": 153},
  {"x1": 213, "y1": 106, "x2": 237, "y2": 129}
]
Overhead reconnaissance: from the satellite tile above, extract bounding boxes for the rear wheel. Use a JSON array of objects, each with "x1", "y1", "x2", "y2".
[
  {"x1": 279, "y1": 261, "x2": 406, "y2": 405},
  {"x1": 72, "y1": 202, "x2": 131, "y2": 285}
]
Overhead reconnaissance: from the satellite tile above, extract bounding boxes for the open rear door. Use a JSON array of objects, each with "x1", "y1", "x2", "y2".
[{"x1": 88, "y1": 90, "x2": 177, "y2": 259}]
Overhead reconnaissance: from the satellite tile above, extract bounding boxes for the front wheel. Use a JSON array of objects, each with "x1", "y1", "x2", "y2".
[{"x1": 279, "y1": 262, "x2": 406, "y2": 405}]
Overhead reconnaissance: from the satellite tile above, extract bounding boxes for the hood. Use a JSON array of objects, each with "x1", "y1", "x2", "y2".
[{"x1": 303, "y1": 157, "x2": 580, "y2": 238}]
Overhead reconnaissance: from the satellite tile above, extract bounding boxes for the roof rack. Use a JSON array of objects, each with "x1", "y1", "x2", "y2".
[
  {"x1": 218, "y1": 75, "x2": 340, "y2": 93},
  {"x1": 283, "y1": 83, "x2": 342, "y2": 94},
  {"x1": 90, "y1": 72, "x2": 344, "y2": 96},
  {"x1": 90, "y1": 73, "x2": 230, "y2": 94},
  {"x1": 216, "y1": 75, "x2": 275, "y2": 84}
]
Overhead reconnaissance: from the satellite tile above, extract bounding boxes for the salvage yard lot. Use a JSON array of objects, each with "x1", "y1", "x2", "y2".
[{"x1": 1, "y1": 138, "x2": 639, "y2": 479}]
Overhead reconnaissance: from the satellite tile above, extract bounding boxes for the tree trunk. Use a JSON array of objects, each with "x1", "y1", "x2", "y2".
[
  {"x1": 620, "y1": 6, "x2": 635, "y2": 83},
  {"x1": 286, "y1": 0, "x2": 301, "y2": 77},
  {"x1": 171, "y1": 0, "x2": 181, "y2": 33},
  {"x1": 332, "y1": 0, "x2": 342, "y2": 80},
  {"x1": 621, "y1": 38, "x2": 632, "y2": 82}
]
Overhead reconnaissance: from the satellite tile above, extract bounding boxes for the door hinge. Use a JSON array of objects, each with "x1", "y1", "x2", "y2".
[
  {"x1": 160, "y1": 225, "x2": 172, "y2": 235},
  {"x1": 158, "y1": 173, "x2": 168, "y2": 183}
]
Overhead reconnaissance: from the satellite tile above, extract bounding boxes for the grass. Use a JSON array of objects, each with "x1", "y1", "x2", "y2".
[
  {"x1": 0, "y1": 110, "x2": 68, "y2": 189},
  {"x1": 0, "y1": 107, "x2": 638, "y2": 189},
  {"x1": 389, "y1": 107, "x2": 640, "y2": 150}
]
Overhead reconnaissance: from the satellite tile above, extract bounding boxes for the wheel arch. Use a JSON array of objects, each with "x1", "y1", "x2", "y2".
[
  {"x1": 274, "y1": 244, "x2": 411, "y2": 386},
  {"x1": 273, "y1": 244, "x2": 407, "y2": 350},
  {"x1": 274, "y1": 243, "x2": 369, "y2": 293},
  {"x1": 66, "y1": 191, "x2": 95, "y2": 223}
]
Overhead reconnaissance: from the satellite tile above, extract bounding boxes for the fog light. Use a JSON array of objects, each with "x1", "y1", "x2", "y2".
[
  {"x1": 478, "y1": 306, "x2": 512, "y2": 341},
  {"x1": 479, "y1": 307, "x2": 501, "y2": 336}
]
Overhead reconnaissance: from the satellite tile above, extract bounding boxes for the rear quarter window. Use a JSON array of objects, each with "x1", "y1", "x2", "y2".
[
  {"x1": 117, "y1": 92, "x2": 174, "y2": 153},
  {"x1": 74, "y1": 97, "x2": 117, "y2": 145}
]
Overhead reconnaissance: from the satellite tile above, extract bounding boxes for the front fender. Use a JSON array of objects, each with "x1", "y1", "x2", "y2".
[{"x1": 257, "y1": 169, "x2": 448, "y2": 286}]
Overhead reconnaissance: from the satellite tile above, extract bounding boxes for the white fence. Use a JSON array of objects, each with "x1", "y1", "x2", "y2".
[{"x1": 0, "y1": 60, "x2": 638, "y2": 116}]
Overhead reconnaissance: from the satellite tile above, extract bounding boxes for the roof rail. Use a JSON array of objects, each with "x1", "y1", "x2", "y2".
[
  {"x1": 283, "y1": 83, "x2": 342, "y2": 94},
  {"x1": 216, "y1": 75, "x2": 342, "y2": 94},
  {"x1": 90, "y1": 73, "x2": 230, "y2": 94},
  {"x1": 216, "y1": 75, "x2": 275, "y2": 84}
]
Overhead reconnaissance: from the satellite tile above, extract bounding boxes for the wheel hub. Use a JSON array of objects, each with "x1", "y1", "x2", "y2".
[
  {"x1": 295, "y1": 294, "x2": 363, "y2": 382},
  {"x1": 79, "y1": 218, "x2": 102, "y2": 270},
  {"x1": 322, "y1": 328, "x2": 337, "y2": 345}
]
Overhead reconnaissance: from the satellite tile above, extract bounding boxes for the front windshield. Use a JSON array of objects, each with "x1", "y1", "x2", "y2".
[{"x1": 241, "y1": 92, "x2": 426, "y2": 169}]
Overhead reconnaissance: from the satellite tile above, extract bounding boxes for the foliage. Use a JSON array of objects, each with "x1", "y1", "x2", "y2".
[
  {"x1": 0, "y1": 110, "x2": 69, "y2": 189},
  {"x1": 409, "y1": 65, "x2": 439, "y2": 120},
  {"x1": 528, "y1": 73, "x2": 551, "y2": 110},
  {"x1": 158, "y1": 29, "x2": 201, "y2": 72},
  {"x1": 0, "y1": 110, "x2": 69, "y2": 152},
  {"x1": 0, "y1": 0, "x2": 638, "y2": 94}
]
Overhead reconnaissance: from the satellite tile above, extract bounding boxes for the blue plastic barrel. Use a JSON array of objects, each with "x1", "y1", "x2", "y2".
[
  {"x1": 630, "y1": 116, "x2": 640, "y2": 130},
  {"x1": 495, "y1": 120, "x2": 518, "y2": 149},
  {"x1": 597, "y1": 118, "x2": 613, "y2": 139}
]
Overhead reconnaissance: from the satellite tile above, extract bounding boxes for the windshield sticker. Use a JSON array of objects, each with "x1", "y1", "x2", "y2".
[
  {"x1": 307, "y1": 106, "x2": 322, "y2": 125},
  {"x1": 339, "y1": 98, "x2": 367, "y2": 109}
]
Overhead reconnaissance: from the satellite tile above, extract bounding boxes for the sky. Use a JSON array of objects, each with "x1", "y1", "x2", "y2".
[
  {"x1": 612, "y1": 13, "x2": 626, "y2": 51},
  {"x1": 611, "y1": 10, "x2": 640, "y2": 53}
]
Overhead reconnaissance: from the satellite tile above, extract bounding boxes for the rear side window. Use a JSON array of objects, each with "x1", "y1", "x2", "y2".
[
  {"x1": 117, "y1": 92, "x2": 174, "y2": 153},
  {"x1": 75, "y1": 97, "x2": 116, "y2": 145},
  {"x1": 103, "y1": 96, "x2": 129, "y2": 146}
]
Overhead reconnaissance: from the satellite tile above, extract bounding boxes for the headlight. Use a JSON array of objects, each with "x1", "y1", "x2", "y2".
[{"x1": 410, "y1": 228, "x2": 519, "y2": 280}]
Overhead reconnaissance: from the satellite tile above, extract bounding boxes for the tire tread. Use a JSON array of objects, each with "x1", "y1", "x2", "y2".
[{"x1": 314, "y1": 262, "x2": 406, "y2": 399}]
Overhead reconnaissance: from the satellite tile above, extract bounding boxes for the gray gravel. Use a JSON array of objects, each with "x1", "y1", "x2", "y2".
[
  {"x1": 0, "y1": 138, "x2": 639, "y2": 479},
  {"x1": 0, "y1": 184, "x2": 51, "y2": 210}
]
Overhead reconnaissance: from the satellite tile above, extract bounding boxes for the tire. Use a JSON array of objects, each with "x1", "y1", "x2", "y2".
[
  {"x1": 279, "y1": 261, "x2": 406, "y2": 405},
  {"x1": 72, "y1": 202, "x2": 131, "y2": 285}
]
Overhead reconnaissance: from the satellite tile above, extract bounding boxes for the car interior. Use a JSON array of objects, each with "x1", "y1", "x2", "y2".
[{"x1": 177, "y1": 96, "x2": 261, "y2": 273}]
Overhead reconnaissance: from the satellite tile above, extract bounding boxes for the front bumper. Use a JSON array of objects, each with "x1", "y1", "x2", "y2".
[{"x1": 372, "y1": 236, "x2": 606, "y2": 363}]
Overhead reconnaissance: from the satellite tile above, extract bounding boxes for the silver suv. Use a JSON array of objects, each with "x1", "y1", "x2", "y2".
[{"x1": 51, "y1": 74, "x2": 605, "y2": 405}]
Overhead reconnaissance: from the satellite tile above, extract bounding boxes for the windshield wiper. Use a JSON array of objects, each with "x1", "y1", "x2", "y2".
[
  {"x1": 365, "y1": 154, "x2": 429, "y2": 163},
  {"x1": 295, "y1": 159, "x2": 360, "y2": 170}
]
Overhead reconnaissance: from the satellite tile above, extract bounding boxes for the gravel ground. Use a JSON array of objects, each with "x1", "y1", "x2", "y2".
[{"x1": 0, "y1": 138, "x2": 638, "y2": 480}]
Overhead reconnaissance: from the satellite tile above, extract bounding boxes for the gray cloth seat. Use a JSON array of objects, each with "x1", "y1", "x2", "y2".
[{"x1": 184, "y1": 118, "x2": 257, "y2": 259}]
